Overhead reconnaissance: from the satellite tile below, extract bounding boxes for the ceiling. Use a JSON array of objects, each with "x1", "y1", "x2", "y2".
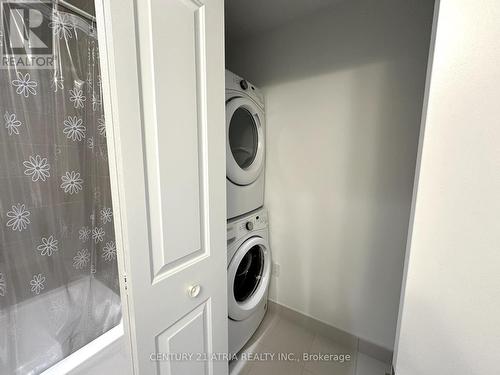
[{"x1": 225, "y1": 0, "x2": 344, "y2": 44}]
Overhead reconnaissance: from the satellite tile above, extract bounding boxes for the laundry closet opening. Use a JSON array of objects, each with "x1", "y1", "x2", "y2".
[{"x1": 224, "y1": 0, "x2": 436, "y2": 366}]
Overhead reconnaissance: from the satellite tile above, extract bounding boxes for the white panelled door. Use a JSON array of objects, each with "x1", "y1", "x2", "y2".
[{"x1": 95, "y1": 0, "x2": 228, "y2": 374}]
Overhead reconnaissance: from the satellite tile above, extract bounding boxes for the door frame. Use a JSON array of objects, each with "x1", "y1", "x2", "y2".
[
  {"x1": 392, "y1": 0, "x2": 441, "y2": 370},
  {"x1": 94, "y1": 0, "x2": 135, "y2": 371}
]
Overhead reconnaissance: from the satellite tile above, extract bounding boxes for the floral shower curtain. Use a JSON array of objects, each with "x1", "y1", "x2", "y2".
[{"x1": 0, "y1": 4, "x2": 121, "y2": 374}]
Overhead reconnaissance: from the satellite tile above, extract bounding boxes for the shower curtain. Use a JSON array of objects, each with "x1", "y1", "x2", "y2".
[{"x1": 0, "y1": 4, "x2": 121, "y2": 374}]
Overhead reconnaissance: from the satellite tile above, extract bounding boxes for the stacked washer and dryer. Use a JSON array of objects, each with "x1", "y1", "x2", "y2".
[{"x1": 225, "y1": 70, "x2": 271, "y2": 355}]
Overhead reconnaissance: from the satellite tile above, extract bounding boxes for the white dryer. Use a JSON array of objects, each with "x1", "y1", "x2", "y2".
[
  {"x1": 227, "y1": 208, "x2": 271, "y2": 355},
  {"x1": 226, "y1": 70, "x2": 266, "y2": 220}
]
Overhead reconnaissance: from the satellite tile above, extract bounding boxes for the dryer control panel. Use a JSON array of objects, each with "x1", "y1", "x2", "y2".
[
  {"x1": 225, "y1": 70, "x2": 264, "y2": 108},
  {"x1": 227, "y1": 208, "x2": 268, "y2": 246}
]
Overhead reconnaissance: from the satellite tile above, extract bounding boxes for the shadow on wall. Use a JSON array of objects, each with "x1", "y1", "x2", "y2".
[
  {"x1": 226, "y1": 0, "x2": 435, "y2": 350},
  {"x1": 226, "y1": 0, "x2": 434, "y2": 87}
]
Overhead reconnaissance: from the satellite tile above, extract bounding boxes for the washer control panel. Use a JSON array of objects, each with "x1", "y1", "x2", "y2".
[{"x1": 227, "y1": 209, "x2": 268, "y2": 245}]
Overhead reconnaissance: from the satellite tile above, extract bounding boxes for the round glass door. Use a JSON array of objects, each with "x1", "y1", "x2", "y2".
[
  {"x1": 227, "y1": 236, "x2": 271, "y2": 321},
  {"x1": 233, "y1": 244, "x2": 264, "y2": 303},
  {"x1": 225, "y1": 97, "x2": 265, "y2": 186},
  {"x1": 229, "y1": 108, "x2": 258, "y2": 170}
]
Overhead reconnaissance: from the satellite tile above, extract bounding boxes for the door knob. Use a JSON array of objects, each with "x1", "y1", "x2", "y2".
[{"x1": 187, "y1": 284, "x2": 201, "y2": 298}]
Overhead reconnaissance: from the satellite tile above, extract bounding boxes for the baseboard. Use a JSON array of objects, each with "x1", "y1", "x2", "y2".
[
  {"x1": 268, "y1": 300, "x2": 393, "y2": 364},
  {"x1": 358, "y1": 337, "x2": 393, "y2": 363}
]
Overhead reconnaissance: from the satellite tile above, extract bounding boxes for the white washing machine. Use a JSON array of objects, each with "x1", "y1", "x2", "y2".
[
  {"x1": 227, "y1": 207, "x2": 271, "y2": 355},
  {"x1": 226, "y1": 70, "x2": 266, "y2": 220}
]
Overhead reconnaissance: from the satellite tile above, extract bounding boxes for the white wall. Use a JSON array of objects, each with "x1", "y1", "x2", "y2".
[
  {"x1": 227, "y1": 0, "x2": 435, "y2": 350},
  {"x1": 394, "y1": 0, "x2": 500, "y2": 373}
]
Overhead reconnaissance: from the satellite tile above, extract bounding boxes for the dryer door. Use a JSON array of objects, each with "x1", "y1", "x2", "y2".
[
  {"x1": 226, "y1": 97, "x2": 265, "y2": 186},
  {"x1": 228, "y1": 236, "x2": 271, "y2": 321}
]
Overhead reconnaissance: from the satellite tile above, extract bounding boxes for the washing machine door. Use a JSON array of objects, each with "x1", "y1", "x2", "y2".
[
  {"x1": 228, "y1": 236, "x2": 271, "y2": 321},
  {"x1": 226, "y1": 97, "x2": 265, "y2": 186}
]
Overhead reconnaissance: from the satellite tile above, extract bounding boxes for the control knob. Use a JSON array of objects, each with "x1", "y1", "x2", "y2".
[{"x1": 240, "y1": 80, "x2": 249, "y2": 90}]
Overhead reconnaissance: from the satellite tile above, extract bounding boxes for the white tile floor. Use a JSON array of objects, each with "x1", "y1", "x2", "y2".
[{"x1": 229, "y1": 304, "x2": 391, "y2": 375}]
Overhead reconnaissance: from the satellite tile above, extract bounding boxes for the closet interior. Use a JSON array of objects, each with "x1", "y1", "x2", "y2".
[{"x1": 224, "y1": 0, "x2": 435, "y2": 371}]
